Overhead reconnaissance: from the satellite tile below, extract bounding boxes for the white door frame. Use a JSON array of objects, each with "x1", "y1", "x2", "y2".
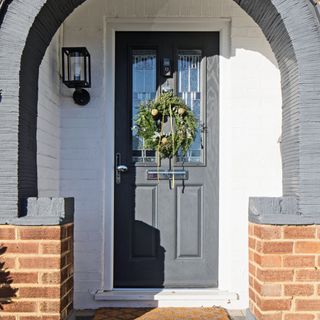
[{"x1": 102, "y1": 17, "x2": 231, "y2": 291}]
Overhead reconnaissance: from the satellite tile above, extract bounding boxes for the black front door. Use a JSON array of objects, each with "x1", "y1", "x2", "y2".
[{"x1": 114, "y1": 32, "x2": 219, "y2": 288}]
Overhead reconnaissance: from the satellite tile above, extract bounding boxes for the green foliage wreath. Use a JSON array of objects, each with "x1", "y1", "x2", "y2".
[{"x1": 134, "y1": 92, "x2": 198, "y2": 159}]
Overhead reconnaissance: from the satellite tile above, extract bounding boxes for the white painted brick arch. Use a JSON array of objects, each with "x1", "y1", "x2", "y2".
[{"x1": 0, "y1": 0, "x2": 320, "y2": 224}]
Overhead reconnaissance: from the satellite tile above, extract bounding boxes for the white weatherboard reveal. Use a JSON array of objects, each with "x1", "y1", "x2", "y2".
[{"x1": 37, "y1": 0, "x2": 282, "y2": 310}]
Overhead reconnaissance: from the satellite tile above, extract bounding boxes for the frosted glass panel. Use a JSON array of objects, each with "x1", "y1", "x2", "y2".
[
  {"x1": 132, "y1": 50, "x2": 157, "y2": 163},
  {"x1": 177, "y1": 50, "x2": 203, "y2": 163}
]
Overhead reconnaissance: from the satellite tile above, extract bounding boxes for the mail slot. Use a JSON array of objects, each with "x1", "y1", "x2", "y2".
[{"x1": 147, "y1": 170, "x2": 189, "y2": 180}]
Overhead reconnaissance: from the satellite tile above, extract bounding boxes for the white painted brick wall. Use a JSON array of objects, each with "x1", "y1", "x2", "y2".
[
  {"x1": 37, "y1": 32, "x2": 61, "y2": 197},
  {"x1": 37, "y1": 0, "x2": 282, "y2": 310}
]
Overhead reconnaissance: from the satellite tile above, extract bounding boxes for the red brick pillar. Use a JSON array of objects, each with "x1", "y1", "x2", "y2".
[
  {"x1": 0, "y1": 224, "x2": 73, "y2": 320},
  {"x1": 249, "y1": 223, "x2": 320, "y2": 320}
]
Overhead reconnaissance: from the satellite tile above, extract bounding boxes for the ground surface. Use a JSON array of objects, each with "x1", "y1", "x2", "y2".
[
  {"x1": 93, "y1": 308, "x2": 244, "y2": 320},
  {"x1": 75, "y1": 309, "x2": 246, "y2": 320}
]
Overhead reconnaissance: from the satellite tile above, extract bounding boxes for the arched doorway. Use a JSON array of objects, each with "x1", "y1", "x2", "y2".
[{"x1": 1, "y1": 1, "x2": 320, "y2": 319}]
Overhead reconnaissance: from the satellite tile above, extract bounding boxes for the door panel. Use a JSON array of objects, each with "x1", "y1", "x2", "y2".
[
  {"x1": 132, "y1": 185, "x2": 158, "y2": 258},
  {"x1": 114, "y1": 32, "x2": 219, "y2": 288},
  {"x1": 176, "y1": 186, "x2": 203, "y2": 258}
]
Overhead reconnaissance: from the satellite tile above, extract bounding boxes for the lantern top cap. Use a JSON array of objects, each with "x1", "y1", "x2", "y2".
[{"x1": 62, "y1": 47, "x2": 90, "y2": 56}]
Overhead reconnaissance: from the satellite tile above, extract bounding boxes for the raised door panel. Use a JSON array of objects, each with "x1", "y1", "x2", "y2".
[
  {"x1": 176, "y1": 185, "x2": 203, "y2": 258},
  {"x1": 132, "y1": 186, "x2": 158, "y2": 258}
]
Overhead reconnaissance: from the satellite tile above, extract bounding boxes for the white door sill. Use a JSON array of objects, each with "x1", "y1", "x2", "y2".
[{"x1": 95, "y1": 288, "x2": 239, "y2": 308}]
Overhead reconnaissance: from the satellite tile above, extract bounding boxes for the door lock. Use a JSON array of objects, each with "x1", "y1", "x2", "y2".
[{"x1": 162, "y1": 58, "x2": 172, "y2": 77}]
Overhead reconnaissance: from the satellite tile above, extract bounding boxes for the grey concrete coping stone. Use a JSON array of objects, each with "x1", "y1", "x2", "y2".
[
  {"x1": 249, "y1": 196, "x2": 320, "y2": 225},
  {"x1": 0, "y1": 197, "x2": 74, "y2": 225}
]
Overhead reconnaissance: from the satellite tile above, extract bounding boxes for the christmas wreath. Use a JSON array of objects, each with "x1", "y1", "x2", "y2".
[{"x1": 134, "y1": 92, "x2": 198, "y2": 159}]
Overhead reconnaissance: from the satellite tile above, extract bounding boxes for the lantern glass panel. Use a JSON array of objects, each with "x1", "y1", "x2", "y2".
[
  {"x1": 70, "y1": 52, "x2": 85, "y2": 82},
  {"x1": 62, "y1": 47, "x2": 91, "y2": 88}
]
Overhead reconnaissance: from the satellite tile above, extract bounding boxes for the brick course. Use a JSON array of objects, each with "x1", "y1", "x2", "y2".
[
  {"x1": 0, "y1": 224, "x2": 73, "y2": 320},
  {"x1": 249, "y1": 223, "x2": 320, "y2": 320}
]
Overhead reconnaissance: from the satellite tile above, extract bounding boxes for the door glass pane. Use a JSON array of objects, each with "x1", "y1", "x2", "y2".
[
  {"x1": 132, "y1": 50, "x2": 157, "y2": 163},
  {"x1": 177, "y1": 50, "x2": 203, "y2": 164}
]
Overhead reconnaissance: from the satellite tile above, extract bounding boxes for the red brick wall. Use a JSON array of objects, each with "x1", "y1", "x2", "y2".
[
  {"x1": 249, "y1": 223, "x2": 320, "y2": 320},
  {"x1": 0, "y1": 224, "x2": 73, "y2": 320}
]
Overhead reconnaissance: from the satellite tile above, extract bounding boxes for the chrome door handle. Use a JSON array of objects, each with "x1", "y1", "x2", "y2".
[
  {"x1": 117, "y1": 165, "x2": 128, "y2": 173},
  {"x1": 116, "y1": 153, "x2": 128, "y2": 184}
]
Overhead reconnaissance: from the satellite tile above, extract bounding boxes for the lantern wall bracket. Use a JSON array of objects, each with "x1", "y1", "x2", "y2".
[{"x1": 73, "y1": 88, "x2": 90, "y2": 106}]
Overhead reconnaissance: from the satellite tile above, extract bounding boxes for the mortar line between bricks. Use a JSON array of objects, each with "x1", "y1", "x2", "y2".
[
  {"x1": 0, "y1": 240, "x2": 64, "y2": 242},
  {"x1": 5, "y1": 269, "x2": 64, "y2": 273},
  {"x1": 253, "y1": 252, "x2": 319, "y2": 255},
  {"x1": 4, "y1": 255, "x2": 63, "y2": 259},
  {"x1": 5, "y1": 298, "x2": 61, "y2": 302},
  {"x1": 8, "y1": 284, "x2": 64, "y2": 288},
  {"x1": 15, "y1": 269, "x2": 63, "y2": 272},
  {"x1": 254, "y1": 265, "x2": 317, "y2": 269},
  {"x1": 251, "y1": 237, "x2": 320, "y2": 241},
  {"x1": 253, "y1": 303, "x2": 286, "y2": 315},
  {"x1": 0, "y1": 312, "x2": 61, "y2": 316},
  {"x1": 254, "y1": 278, "x2": 320, "y2": 285}
]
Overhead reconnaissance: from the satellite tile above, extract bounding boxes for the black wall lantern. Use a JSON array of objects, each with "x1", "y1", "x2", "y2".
[{"x1": 62, "y1": 47, "x2": 91, "y2": 106}]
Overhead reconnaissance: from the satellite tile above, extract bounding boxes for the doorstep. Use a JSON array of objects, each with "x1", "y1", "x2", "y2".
[{"x1": 95, "y1": 289, "x2": 239, "y2": 308}]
